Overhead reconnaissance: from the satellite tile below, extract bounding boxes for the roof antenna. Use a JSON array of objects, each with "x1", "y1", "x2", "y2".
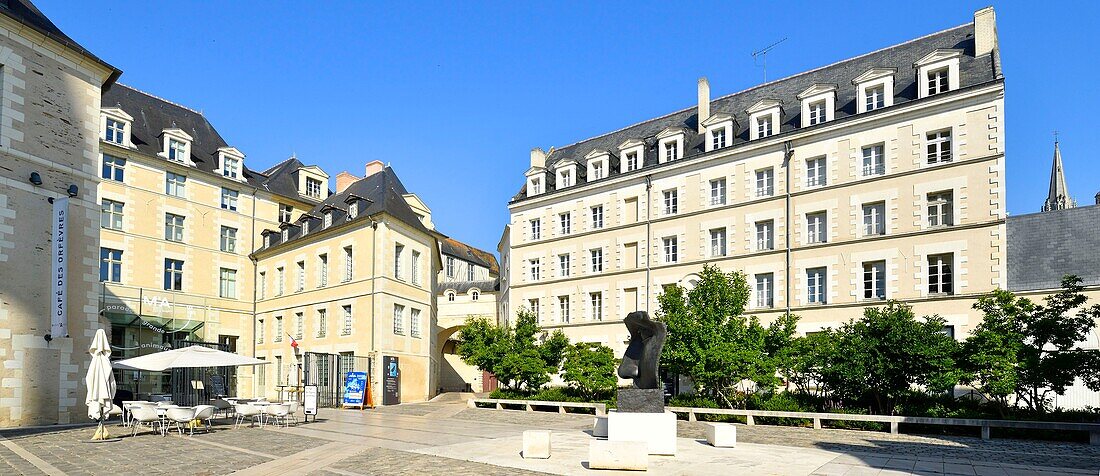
[{"x1": 752, "y1": 37, "x2": 788, "y2": 83}]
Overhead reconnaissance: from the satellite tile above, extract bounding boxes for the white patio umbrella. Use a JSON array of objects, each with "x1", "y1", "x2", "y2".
[
  {"x1": 85, "y1": 328, "x2": 116, "y2": 441},
  {"x1": 113, "y1": 345, "x2": 268, "y2": 371}
]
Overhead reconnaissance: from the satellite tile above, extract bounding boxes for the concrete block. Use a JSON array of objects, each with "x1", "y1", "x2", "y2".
[
  {"x1": 607, "y1": 410, "x2": 677, "y2": 455},
  {"x1": 588, "y1": 439, "x2": 647, "y2": 471},
  {"x1": 705, "y1": 422, "x2": 736, "y2": 447},
  {"x1": 522, "y1": 430, "x2": 551, "y2": 459},
  {"x1": 593, "y1": 415, "x2": 608, "y2": 438}
]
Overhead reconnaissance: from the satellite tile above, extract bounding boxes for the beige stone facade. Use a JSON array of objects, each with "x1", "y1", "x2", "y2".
[{"x1": 437, "y1": 238, "x2": 500, "y2": 393}]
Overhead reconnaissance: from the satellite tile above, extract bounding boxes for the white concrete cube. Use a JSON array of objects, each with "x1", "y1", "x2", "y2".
[
  {"x1": 588, "y1": 439, "x2": 648, "y2": 471},
  {"x1": 592, "y1": 415, "x2": 608, "y2": 438},
  {"x1": 522, "y1": 430, "x2": 551, "y2": 459},
  {"x1": 607, "y1": 410, "x2": 677, "y2": 455},
  {"x1": 705, "y1": 422, "x2": 736, "y2": 447}
]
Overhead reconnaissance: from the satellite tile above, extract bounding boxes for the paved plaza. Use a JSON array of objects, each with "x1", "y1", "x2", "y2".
[{"x1": 0, "y1": 402, "x2": 1097, "y2": 475}]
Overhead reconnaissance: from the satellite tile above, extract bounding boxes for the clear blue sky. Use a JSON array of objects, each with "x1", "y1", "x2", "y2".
[{"x1": 43, "y1": 1, "x2": 1100, "y2": 254}]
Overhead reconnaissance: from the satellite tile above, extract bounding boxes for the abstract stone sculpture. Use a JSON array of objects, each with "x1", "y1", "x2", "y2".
[{"x1": 616, "y1": 311, "x2": 667, "y2": 389}]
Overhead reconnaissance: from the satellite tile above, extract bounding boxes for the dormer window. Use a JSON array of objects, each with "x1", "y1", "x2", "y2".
[
  {"x1": 264, "y1": 234, "x2": 272, "y2": 247},
  {"x1": 324, "y1": 212, "x2": 332, "y2": 228},
  {"x1": 217, "y1": 145, "x2": 247, "y2": 181},
  {"x1": 348, "y1": 201, "x2": 359, "y2": 219},
  {"x1": 701, "y1": 113, "x2": 735, "y2": 153},
  {"x1": 618, "y1": 139, "x2": 645, "y2": 173},
  {"x1": 106, "y1": 118, "x2": 126, "y2": 145},
  {"x1": 712, "y1": 128, "x2": 726, "y2": 149},
  {"x1": 747, "y1": 100, "x2": 782, "y2": 141},
  {"x1": 808, "y1": 101, "x2": 826, "y2": 125},
  {"x1": 585, "y1": 150, "x2": 610, "y2": 181},
  {"x1": 101, "y1": 108, "x2": 134, "y2": 148},
  {"x1": 655, "y1": 128, "x2": 686, "y2": 164},
  {"x1": 757, "y1": 116, "x2": 773, "y2": 138},
  {"x1": 558, "y1": 170, "x2": 573, "y2": 188},
  {"x1": 591, "y1": 162, "x2": 604, "y2": 179},
  {"x1": 223, "y1": 156, "x2": 240, "y2": 178},
  {"x1": 625, "y1": 152, "x2": 638, "y2": 171},
  {"x1": 556, "y1": 160, "x2": 578, "y2": 189},
  {"x1": 530, "y1": 177, "x2": 542, "y2": 195},
  {"x1": 797, "y1": 84, "x2": 837, "y2": 128},
  {"x1": 664, "y1": 142, "x2": 679, "y2": 161},
  {"x1": 302, "y1": 220, "x2": 310, "y2": 234},
  {"x1": 853, "y1": 68, "x2": 896, "y2": 114},
  {"x1": 306, "y1": 177, "x2": 322, "y2": 198},
  {"x1": 915, "y1": 49, "x2": 962, "y2": 99},
  {"x1": 168, "y1": 139, "x2": 187, "y2": 162},
  {"x1": 282, "y1": 229, "x2": 289, "y2": 241},
  {"x1": 866, "y1": 86, "x2": 885, "y2": 110},
  {"x1": 927, "y1": 68, "x2": 949, "y2": 96}
]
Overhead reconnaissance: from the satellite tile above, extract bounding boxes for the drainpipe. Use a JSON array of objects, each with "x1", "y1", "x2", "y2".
[
  {"x1": 644, "y1": 175, "x2": 653, "y2": 313},
  {"x1": 369, "y1": 216, "x2": 379, "y2": 391},
  {"x1": 249, "y1": 187, "x2": 259, "y2": 397},
  {"x1": 783, "y1": 141, "x2": 794, "y2": 316}
]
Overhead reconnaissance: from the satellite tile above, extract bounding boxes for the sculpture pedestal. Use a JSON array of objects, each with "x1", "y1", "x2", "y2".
[
  {"x1": 607, "y1": 410, "x2": 677, "y2": 455},
  {"x1": 616, "y1": 388, "x2": 665, "y2": 413}
]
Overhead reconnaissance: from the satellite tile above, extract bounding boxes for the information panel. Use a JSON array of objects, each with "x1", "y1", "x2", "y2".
[
  {"x1": 382, "y1": 356, "x2": 400, "y2": 405},
  {"x1": 304, "y1": 385, "x2": 318, "y2": 421},
  {"x1": 342, "y1": 371, "x2": 368, "y2": 409}
]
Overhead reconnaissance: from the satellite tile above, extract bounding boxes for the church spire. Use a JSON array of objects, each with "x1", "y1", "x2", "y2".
[{"x1": 1041, "y1": 138, "x2": 1075, "y2": 212}]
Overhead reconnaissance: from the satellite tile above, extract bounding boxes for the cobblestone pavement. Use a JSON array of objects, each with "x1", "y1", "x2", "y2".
[{"x1": 308, "y1": 447, "x2": 553, "y2": 476}]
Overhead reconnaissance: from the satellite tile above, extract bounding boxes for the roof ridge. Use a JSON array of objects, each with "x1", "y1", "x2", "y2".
[
  {"x1": 115, "y1": 82, "x2": 204, "y2": 116},
  {"x1": 261, "y1": 156, "x2": 297, "y2": 176},
  {"x1": 546, "y1": 22, "x2": 972, "y2": 158}
]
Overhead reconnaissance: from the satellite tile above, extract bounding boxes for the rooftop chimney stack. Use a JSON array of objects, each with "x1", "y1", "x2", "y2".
[
  {"x1": 974, "y1": 7, "x2": 997, "y2": 57},
  {"x1": 335, "y1": 171, "x2": 360, "y2": 194},
  {"x1": 530, "y1": 147, "x2": 546, "y2": 168},
  {"x1": 364, "y1": 160, "x2": 384, "y2": 178},
  {"x1": 697, "y1": 77, "x2": 711, "y2": 134}
]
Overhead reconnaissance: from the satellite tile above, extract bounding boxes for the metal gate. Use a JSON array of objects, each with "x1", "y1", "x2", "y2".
[
  {"x1": 170, "y1": 340, "x2": 230, "y2": 406},
  {"x1": 303, "y1": 352, "x2": 371, "y2": 407}
]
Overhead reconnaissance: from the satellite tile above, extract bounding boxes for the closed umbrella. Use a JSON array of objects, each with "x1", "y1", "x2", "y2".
[
  {"x1": 85, "y1": 328, "x2": 116, "y2": 441},
  {"x1": 114, "y1": 345, "x2": 268, "y2": 371}
]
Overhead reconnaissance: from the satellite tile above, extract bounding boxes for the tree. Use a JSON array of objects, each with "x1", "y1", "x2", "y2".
[
  {"x1": 456, "y1": 309, "x2": 570, "y2": 391},
  {"x1": 962, "y1": 276, "x2": 1100, "y2": 413},
  {"x1": 657, "y1": 264, "x2": 798, "y2": 406},
  {"x1": 783, "y1": 330, "x2": 838, "y2": 399},
  {"x1": 561, "y1": 342, "x2": 617, "y2": 400}
]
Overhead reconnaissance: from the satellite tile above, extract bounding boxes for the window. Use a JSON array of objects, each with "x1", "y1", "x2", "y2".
[
  {"x1": 590, "y1": 292, "x2": 603, "y2": 321},
  {"x1": 348, "y1": 201, "x2": 358, "y2": 219},
  {"x1": 101, "y1": 199, "x2": 124, "y2": 230},
  {"x1": 411, "y1": 251, "x2": 421, "y2": 285},
  {"x1": 259, "y1": 272, "x2": 267, "y2": 299},
  {"x1": 163, "y1": 259, "x2": 184, "y2": 291},
  {"x1": 806, "y1": 267, "x2": 826, "y2": 304},
  {"x1": 257, "y1": 320, "x2": 265, "y2": 345},
  {"x1": 168, "y1": 138, "x2": 187, "y2": 163},
  {"x1": 927, "y1": 191, "x2": 954, "y2": 227},
  {"x1": 663, "y1": 236, "x2": 678, "y2": 263},
  {"x1": 221, "y1": 188, "x2": 239, "y2": 211},
  {"x1": 530, "y1": 219, "x2": 541, "y2": 240},
  {"x1": 926, "y1": 130, "x2": 952, "y2": 164},
  {"x1": 222, "y1": 156, "x2": 240, "y2": 179},
  {"x1": 590, "y1": 249, "x2": 603, "y2": 273},
  {"x1": 530, "y1": 177, "x2": 542, "y2": 195},
  {"x1": 220, "y1": 226, "x2": 237, "y2": 253},
  {"x1": 625, "y1": 152, "x2": 639, "y2": 172},
  {"x1": 306, "y1": 177, "x2": 322, "y2": 198},
  {"x1": 863, "y1": 202, "x2": 886, "y2": 236},
  {"x1": 105, "y1": 118, "x2": 125, "y2": 145},
  {"x1": 410, "y1": 309, "x2": 421, "y2": 338},
  {"x1": 281, "y1": 228, "x2": 289, "y2": 242},
  {"x1": 446, "y1": 291, "x2": 455, "y2": 302},
  {"x1": 276, "y1": 267, "x2": 285, "y2": 295},
  {"x1": 756, "y1": 220, "x2": 774, "y2": 251},
  {"x1": 341, "y1": 305, "x2": 353, "y2": 335},
  {"x1": 100, "y1": 248, "x2": 122, "y2": 282},
  {"x1": 318, "y1": 254, "x2": 328, "y2": 287},
  {"x1": 165, "y1": 172, "x2": 186, "y2": 197},
  {"x1": 393, "y1": 305, "x2": 405, "y2": 335},
  {"x1": 806, "y1": 212, "x2": 827, "y2": 244},
  {"x1": 471, "y1": 290, "x2": 480, "y2": 301},
  {"x1": 711, "y1": 128, "x2": 727, "y2": 150},
  {"x1": 446, "y1": 256, "x2": 456, "y2": 278},
  {"x1": 591, "y1": 206, "x2": 604, "y2": 229},
  {"x1": 164, "y1": 213, "x2": 185, "y2": 242},
  {"x1": 274, "y1": 316, "x2": 284, "y2": 342},
  {"x1": 292, "y1": 261, "x2": 303, "y2": 291},
  {"x1": 279, "y1": 204, "x2": 293, "y2": 223},
  {"x1": 927, "y1": 67, "x2": 949, "y2": 96},
  {"x1": 529, "y1": 259, "x2": 541, "y2": 281},
  {"x1": 710, "y1": 178, "x2": 726, "y2": 206},
  {"x1": 559, "y1": 212, "x2": 571, "y2": 234},
  {"x1": 710, "y1": 228, "x2": 727, "y2": 257},
  {"x1": 865, "y1": 85, "x2": 885, "y2": 111},
  {"x1": 808, "y1": 100, "x2": 827, "y2": 125},
  {"x1": 756, "y1": 168, "x2": 774, "y2": 197},
  {"x1": 806, "y1": 157, "x2": 826, "y2": 187},
  {"x1": 558, "y1": 254, "x2": 571, "y2": 277},
  {"x1": 592, "y1": 161, "x2": 605, "y2": 180},
  {"x1": 664, "y1": 141, "x2": 679, "y2": 162},
  {"x1": 862, "y1": 144, "x2": 885, "y2": 176},
  {"x1": 394, "y1": 244, "x2": 405, "y2": 280},
  {"x1": 323, "y1": 212, "x2": 332, "y2": 228},
  {"x1": 559, "y1": 296, "x2": 570, "y2": 323},
  {"x1": 863, "y1": 261, "x2": 886, "y2": 300},
  {"x1": 101, "y1": 155, "x2": 125, "y2": 182},
  {"x1": 528, "y1": 299, "x2": 540, "y2": 317},
  {"x1": 343, "y1": 246, "x2": 353, "y2": 281},
  {"x1": 220, "y1": 268, "x2": 237, "y2": 298},
  {"x1": 757, "y1": 116, "x2": 773, "y2": 138},
  {"x1": 755, "y1": 273, "x2": 774, "y2": 308},
  {"x1": 928, "y1": 254, "x2": 954, "y2": 295},
  {"x1": 663, "y1": 189, "x2": 678, "y2": 215},
  {"x1": 317, "y1": 309, "x2": 327, "y2": 338},
  {"x1": 558, "y1": 170, "x2": 573, "y2": 188},
  {"x1": 467, "y1": 264, "x2": 475, "y2": 281}
]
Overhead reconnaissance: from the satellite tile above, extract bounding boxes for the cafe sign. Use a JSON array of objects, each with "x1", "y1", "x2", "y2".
[{"x1": 50, "y1": 197, "x2": 68, "y2": 339}]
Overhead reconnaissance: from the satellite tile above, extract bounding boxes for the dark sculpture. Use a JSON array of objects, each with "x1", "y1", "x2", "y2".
[{"x1": 617, "y1": 311, "x2": 667, "y2": 390}]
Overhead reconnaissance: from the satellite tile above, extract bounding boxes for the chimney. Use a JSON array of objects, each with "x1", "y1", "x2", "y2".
[
  {"x1": 1095, "y1": 191, "x2": 1099, "y2": 205},
  {"x1": 697, "y1": 77, "x2": 711, "y2": 134},
  {"x1": 335, "y1": 171, "x2": 360, "y2": 194},
  {"x1": 530, "y1": 148, "x2": 546, "y2": 168},
  {"x1": 364, "y1": 160, "x2": 385, "y2": 178},
  {"x1": 974, "y1": 7, "x2": 997, "y2": 57}
]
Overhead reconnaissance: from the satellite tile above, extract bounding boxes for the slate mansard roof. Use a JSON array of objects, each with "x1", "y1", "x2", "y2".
[
  {"x1": 0, "y1": 0, "x2": 121, "y2": 87},
  {"x1": 511, "y1": 22, "x2": 1000, "y2": 203},
  {"x1": 1007, "y1": 205, "x2": 1100, "y2": 292},
  {"x1": 440, "y1": 237, "x2": 500, "y2": 276}
]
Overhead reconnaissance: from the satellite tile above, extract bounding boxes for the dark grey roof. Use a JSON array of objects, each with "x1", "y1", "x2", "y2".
[
  {"x1": 511, "y1": 22, "x2": 998, "y2": 203},
  {"x1": 1007, "y1": 205, "x2": 1100, "y2": 292},
  {"x1": 439, "y1": 280, "x2": 499, "y2": 295},
  {"x1": 440, "y1": 237, "x2": 500, "y2": 275},
  {"x1": 0, "y1": 0, "x2": 120, "y2": 87},
  {"x1": 257, "y1": 157, "x2": 328, "y2": 202}
]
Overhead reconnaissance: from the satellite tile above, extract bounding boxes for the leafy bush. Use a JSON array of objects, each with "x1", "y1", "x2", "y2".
[
  {"x1": 561, "y1": 343, "x2": 617, "y2": 400},
  {"x1": 748, "y1": 391, "x2": 812, "y2": 426}
]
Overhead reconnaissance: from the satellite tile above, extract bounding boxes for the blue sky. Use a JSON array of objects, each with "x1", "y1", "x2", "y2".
[{"x1": 44, "y1": 1, "x2": 1099, "y2": 253}]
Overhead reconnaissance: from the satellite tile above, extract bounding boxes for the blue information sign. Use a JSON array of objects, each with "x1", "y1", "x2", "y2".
[{"x1": 342, "y1": 371, "x2": 367, "y2": 408}]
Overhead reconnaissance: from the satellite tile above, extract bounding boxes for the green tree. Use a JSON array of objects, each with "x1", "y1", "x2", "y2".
[
  {"x1": 783, "y1": 330, "x2": 838, "y2": 399},
  {"x1": 456, "y1": 309, "x2": 570, "y2": 391},
  {"x1": 561, "y1": 342, "x2": 617, "y2": 400},
  {"x1": 962, "y1": 276, "x2": 1100, "y2": 413},
  {"x1": 657, "y1": 264, "x2": 798, "y2": 406}
]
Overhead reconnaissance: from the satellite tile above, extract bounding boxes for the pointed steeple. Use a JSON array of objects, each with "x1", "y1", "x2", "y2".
[{"x1": 1041, "y1": 139, "x2": 1075, "y2": 212}]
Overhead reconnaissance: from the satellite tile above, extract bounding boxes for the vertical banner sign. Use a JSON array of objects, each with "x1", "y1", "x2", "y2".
[
  {"x1": 303, "y1": 385, "x2": 318, "y2": 421},
  {"x1": 50, "y1": 197, "x2": 69, "y2": 338},
  {"x1": 342, "y1": 371, "x2": 367, "y2": 409},
  {"x1": 383, "y1": 356, "x2": 400, "y2": 405}
]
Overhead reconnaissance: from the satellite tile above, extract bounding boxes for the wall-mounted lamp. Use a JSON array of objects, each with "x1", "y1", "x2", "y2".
[
  {"x1": 67, "y1": 184, "x2": 78, "y2": 197},
  {"x1": 29, "y1": 172, "x2": 42, "y2": 185}
]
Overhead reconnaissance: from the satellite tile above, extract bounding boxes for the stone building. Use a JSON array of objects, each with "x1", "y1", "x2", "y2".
[
  {"x1": 437, "y1": 237, "x2": 500, "y2": 393},
  {"x1": 0, "y1": 0, "x2": 119, "y2": 426},
  {"x1": 503, "y1": 8, "x2": 1006, "y2": 356}
]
